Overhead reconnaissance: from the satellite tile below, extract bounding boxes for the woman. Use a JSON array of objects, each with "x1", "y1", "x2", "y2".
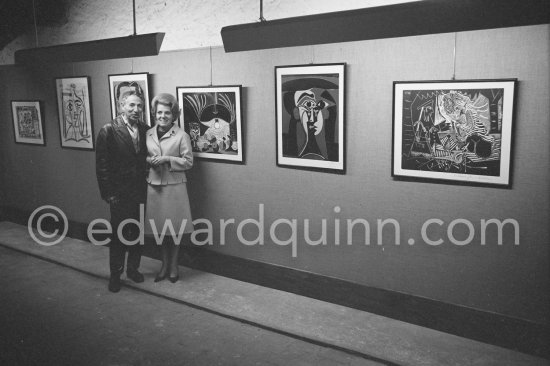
[{"x1": 145, "y1": 93, "x2": 193, "y2": 283}]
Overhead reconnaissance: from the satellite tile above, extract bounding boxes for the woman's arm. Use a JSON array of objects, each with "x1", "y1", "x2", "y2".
[{"x1": 163, "y1": 133, "x2": 193, "y2": 171}]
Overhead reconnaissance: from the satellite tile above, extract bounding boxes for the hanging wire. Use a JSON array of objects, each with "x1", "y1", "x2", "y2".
[
  {"x1": 310, "y1": 45, "x2": 315, "y2": 64},
  {"x1": 452, "y1": 32, "x2": 457, "y2": 80},
  {"x1": 32, "y1": 0, "x2": 39, "y2": 47},
  {"x1": 131, "y1": 58, "x2": 134, "y2": 73},
  {"x1": 259, "y1": 0, "x2": 266, "y2": 22},
  {"x1": 209, "y1": 46, "x2": 213, "y2": 86},
  {"x1": 132, "y1": 0, "x2": 137, "y2": 36}
]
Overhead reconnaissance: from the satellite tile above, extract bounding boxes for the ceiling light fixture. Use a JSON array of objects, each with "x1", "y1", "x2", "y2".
[
  {"x1": 221, "y1": 0, "x2": 549, "y2": 52},
  {"x1": 15, "y1": 0, "x2": 164, "y2": 65}
]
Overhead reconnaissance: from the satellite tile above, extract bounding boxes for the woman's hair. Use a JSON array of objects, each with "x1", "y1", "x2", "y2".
[{"x1": 151, "y1": 93, "x2": 180, "y2": 120}]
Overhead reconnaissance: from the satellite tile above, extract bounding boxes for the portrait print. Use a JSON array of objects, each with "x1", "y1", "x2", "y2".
[
  {"x1": 55, "y1": 77, "x2": 94, "y2": 150},
  {"x1": 108, "y1": 73, "x2": 151, "y2": 126},
  {"x1": 276, "y1": 64, "x2": 345, "y2": 173}
]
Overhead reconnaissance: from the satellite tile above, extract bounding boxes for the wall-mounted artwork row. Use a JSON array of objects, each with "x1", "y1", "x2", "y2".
[
  {"x1": 11, "y1": 100, "x2": 45, "y2": 146},
  {"x1": 55, "y1": 76, "x2": 94, "y2": 150},
  {"x1": 177, "y1": 85, "x2": 244, "y2": 163},
  {"x1": 108, "y1": 72, "x2": 151, "y2": 126},
  {"x1": 275, "y1": 63, "x2": 345, "y2": 174},
  {"x1": 392, "y1": 79, "x2": 517, "y2": 187}
]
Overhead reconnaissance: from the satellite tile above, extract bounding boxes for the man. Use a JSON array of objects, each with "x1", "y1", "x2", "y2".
[
  {"x1": 96, "y1": 91, "x2": 149, "y2": 293},
  {"x1": 115, "y1": 81, "x2": 145, "y2": 119}
]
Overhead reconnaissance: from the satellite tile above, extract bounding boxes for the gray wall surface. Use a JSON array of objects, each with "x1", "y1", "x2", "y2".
[{"x1": 1, "y1": 24, "x2": 548, "y2": 324}]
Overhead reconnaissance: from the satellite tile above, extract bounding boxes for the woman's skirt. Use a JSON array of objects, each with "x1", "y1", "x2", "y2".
[{"x1": 145, "y1": 182, "x2": 193, "y2": 236}]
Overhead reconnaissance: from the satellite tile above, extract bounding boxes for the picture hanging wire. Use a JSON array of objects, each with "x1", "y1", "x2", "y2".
[
  {"x1": 452, "y1": 32, "x2": 457, "y2": 80},
  {"x1": 258, "y1": 0, "x2": 266, "y2": 22},
  {"x1": 32, "y1": 0, "x2": 39, "y2": 47},
  {"x1": 130, "y1": 1, "x2": 137, "y2": 73},
  {"x1": 132, "y1": 0, "x2": 137, "y2": 36},
  {"x1": 209, "y1": 46, "x2": 213, "y2": 86}
]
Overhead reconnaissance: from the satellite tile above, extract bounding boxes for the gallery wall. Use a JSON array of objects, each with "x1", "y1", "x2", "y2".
[{"x1": 1, "y1": 24, "x2": 548, "y2": 325}]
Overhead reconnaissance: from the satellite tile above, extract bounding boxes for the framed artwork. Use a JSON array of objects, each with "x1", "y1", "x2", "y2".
[
  {"x1": 392, "y1": 79, "x2": 517, "y2": 187},
  {"x1": 11, "y1": 100, "x2": 45, "y2": 146},
  {"x1": 177, "y1": 85, "x2": 244, "y2": 163},
  {"x1": 275, "y1": 63, "x2": 345, "y2": 173},
  {"x1": 55, "y1": 76, "x2": 94, "y2": 150},
  {"x1": 108, "y1": 72, "x2": 151, "y2": 125}
]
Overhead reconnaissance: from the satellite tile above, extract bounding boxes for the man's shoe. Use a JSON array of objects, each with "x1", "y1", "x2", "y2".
[
  {"x1": 108, "y1": 276, "x2": 121, "y2": 293},
  {"x1": 127, "y1": 270, "x2": 144, "y2": 283}
]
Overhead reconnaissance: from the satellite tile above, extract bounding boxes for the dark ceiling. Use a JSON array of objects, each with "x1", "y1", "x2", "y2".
[{"x1": 0, "y1": 0, "x2": 67, "y2": 51}]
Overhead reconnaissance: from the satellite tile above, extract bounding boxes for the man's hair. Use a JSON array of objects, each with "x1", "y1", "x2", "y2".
[
  {"x1": 119, "y1": 90, "x2": 143, "y2": 105},
  {"x1": 115, "y1": 81, "x2": 144, "y2": 102}
]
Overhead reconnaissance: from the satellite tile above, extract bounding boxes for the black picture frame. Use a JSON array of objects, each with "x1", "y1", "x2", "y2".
[
  {"x1": 176, "y1": 85, "x2": 244, "y2": 164},
  {"x1": 54, "y1": 76, "x2": 95, "y2": 150},
  {"x1": 392, "y1": 79, "x2": 518, "y2": 187},
  {"x1": 11, "y1": 100, "x2": 46, "y2": 146},
  {"x1": 108, "y1": 72, "x2": 151, "y2": 126},
  {"x1": 275, "y1": 63, "x2": 346, "y2": 174}
]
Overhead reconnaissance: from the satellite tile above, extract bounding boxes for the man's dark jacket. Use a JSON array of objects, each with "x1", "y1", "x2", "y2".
[{"x1": 95, "y1": 116, "x2": 149, "y2": 204}]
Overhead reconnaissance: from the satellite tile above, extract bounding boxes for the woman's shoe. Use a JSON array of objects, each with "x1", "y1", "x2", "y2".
[
  {"x1": 168, "y1": 274, "x2": 179, "y2": 283},
  {"x1": 154, "y1": 272, "x2": 168, "y2": 282}
]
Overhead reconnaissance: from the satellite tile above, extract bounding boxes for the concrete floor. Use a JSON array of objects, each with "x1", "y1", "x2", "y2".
[
  {"x1": 0, "y1": 221, "x2": 547, "y2": 366},
  {"x1": 0, "y1": 247, "x2": 383, "y2": 366}
]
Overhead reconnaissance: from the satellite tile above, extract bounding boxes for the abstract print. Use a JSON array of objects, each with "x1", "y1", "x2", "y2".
[
  {"x1": 16, "y1": 106, "x2": 42, "y2": 140},
  {"x1": 11, "y1": 101, "x2": 45, "y2": 145},
  {"x1": 61, "y1": 83, "x2": 91, "y2": 144},
  {"x1": 402, "y1": 88, "x2": 503, "y2": 175},
  {"x1": 178, "y1": 86, "x2": 243, "y2": 162},
  {"x1": 393, "y1": 80, "x2": 516, "y2": 186},
  {"x1": 55, "y1": 77, "x2": 94, "y2": 150}
]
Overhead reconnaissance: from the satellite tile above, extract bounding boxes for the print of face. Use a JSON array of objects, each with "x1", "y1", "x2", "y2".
[
  {"x1": 120, "y1": 94, "x2": 143, "y2": 123},
  {"x1": 294, "y1": 89, "x2": 325, "y2": 136},
  {"x1": 115, "y1": 82, "x2": 144, "y2": 114},
  {"x1": 438, "y1": 91, "x2": 469, "y2": 122},
  {"x1": 64, "y1": 84, "x2": 84, "y2": 125}
]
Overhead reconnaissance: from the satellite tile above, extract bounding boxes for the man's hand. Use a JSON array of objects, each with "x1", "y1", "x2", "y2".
[{"x1": 107, "y1": 196, "x2": 120, "y2": 206}]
